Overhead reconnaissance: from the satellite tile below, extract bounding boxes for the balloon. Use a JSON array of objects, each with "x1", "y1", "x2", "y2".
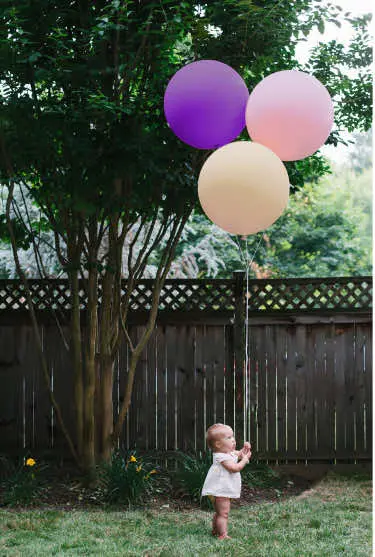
[
  {"x1": 198, "y1": 141, "x2": 289, "y2": 235},
  {"x1": 245, "y1": 70, "x2": 334, "y2": 161},
  {"x1": 164, "y1": 60, "x2": 249, "y2": 149}
]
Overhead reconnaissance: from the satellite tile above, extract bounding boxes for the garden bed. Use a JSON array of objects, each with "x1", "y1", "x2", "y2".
[{"x1": 1, "y1": 463, "x2": 313, "y2": 512}]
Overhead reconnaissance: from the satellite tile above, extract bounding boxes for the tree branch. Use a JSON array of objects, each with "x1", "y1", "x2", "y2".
[{"x1": 112, "y1": 206, "x2": 191, "y2": 442}]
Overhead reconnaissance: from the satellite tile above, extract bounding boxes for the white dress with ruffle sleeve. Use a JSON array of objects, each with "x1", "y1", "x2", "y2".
[{"x1": 201, "y1": 451, "x2": 241, "y2": 499}]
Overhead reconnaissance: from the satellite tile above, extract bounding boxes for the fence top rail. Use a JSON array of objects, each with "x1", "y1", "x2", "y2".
[
  {"x1": 0, "y1": 275, "x2": 372, "y2": 286},
  {"x1": 0, "y1": 276, "x2": 372, "y2": 313}
]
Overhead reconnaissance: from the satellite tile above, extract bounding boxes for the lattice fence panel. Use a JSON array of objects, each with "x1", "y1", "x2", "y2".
[
  {"x1": 0, "y1": 277, "x2": 372, "y2": 314},
  {"x1": 131, "y1": 280, "x2": 236, "y2": 311},
  {"x1": 246, "y1": 277, "x2": 372, "y2": 312}
]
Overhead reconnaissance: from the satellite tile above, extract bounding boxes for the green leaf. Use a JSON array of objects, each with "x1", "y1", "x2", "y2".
[
  {"x1": 28, "y1": 52, "x2": 42, "y2": 63},
  {"x1": 317, "y1": 20, "x2": 325, "y2": 34}
]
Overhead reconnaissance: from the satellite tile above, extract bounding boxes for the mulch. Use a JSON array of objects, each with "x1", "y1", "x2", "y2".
[
  {"x1": 152, "y1": 474, "x2": 313, "y2": 512},
  {"x1": 1, "y1": 467, "x2": 314, "y2": 512}
]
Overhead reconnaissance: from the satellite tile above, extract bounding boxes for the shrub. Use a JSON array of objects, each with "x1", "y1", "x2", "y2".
[
  {"x1": 170, "y1": 452, "x2": 282, "y2": 507},
  {"x1": 1, "y1": 456, "x2": 45, "y2": 506},
  {"x1": 99, "y1": 450, "x2": 160, "y2": 506},
  {"x1": 0, "y1": 455, "x2": 14, "y2": 482},
  {"x1": 243, "y1": 462, "x2": 281, "y2": 488},
  {"x1": 171, "y1": 451, "x2": 213, "y2": 508}
]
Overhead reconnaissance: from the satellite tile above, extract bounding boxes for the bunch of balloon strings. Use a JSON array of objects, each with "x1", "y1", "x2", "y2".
[{"x1": 233, "y1": 233, "x2": 263, "y2": 437}]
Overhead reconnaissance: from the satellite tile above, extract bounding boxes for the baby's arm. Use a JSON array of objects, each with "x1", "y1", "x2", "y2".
[{"x1": 221, "y1": 455, "x2": 250, "y2": 473}]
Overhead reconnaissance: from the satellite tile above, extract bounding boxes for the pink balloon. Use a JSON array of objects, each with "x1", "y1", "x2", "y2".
[{"x1": 245, "y1": 70, "x2": 334, "y2": 161}]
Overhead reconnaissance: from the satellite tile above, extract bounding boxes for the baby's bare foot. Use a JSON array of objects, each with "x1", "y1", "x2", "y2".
[{"x1": 217, "y1": 533, "x2": 231, "y2": 540}]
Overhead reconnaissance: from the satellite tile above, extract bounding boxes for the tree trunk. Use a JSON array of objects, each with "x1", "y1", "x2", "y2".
[
  {"x1": 97, "y1": 209, "x2": 122, "y2": 462},
  {"x1": 69, "y1": 269, "x2": 84, "y2": 458},
  {"x1": 83, "y1": 266, "x2": 98, "y2": 475},
  {"x1": 100, "y1": 355, "x2": 115, "y2": 461},
  {"x1": 97, "y1": 270, "x2": 116, "y2": 462}
]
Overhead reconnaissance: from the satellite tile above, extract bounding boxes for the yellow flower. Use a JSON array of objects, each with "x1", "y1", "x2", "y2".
[
  {"x1": 136, "y1": 465, "x2": 142, "y2": 473},
  {"x1": 149, "y1": 469, "x2": 157, "y2": 475},
  {"x1": 26, "y1": 458, "x2": 36, "y2": 467},
  {"x1": 129, "y1": 455, "x2": 137, "y2": 463}
]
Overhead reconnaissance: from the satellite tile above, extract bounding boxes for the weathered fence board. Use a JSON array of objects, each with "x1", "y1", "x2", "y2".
[
  {"x1": 248, "y1": 326, "x2": 257, "y2": 452},
  {"x1": 146, "y1": 327, "x2": 157, "y2": 452},
  {"x1": 204, "y1": 325, "x2": 215, "y2": 444},
  {"x1": 356, "y1": 324, "x2": 372, "y2": 455},
  {"x1": 194, "y1": 326, "x2": 205, "y2": 452},
  {"x1": 314, "y1": 328, "x2": 328, "y2": 458},
  {"x1": 213, "y1": 326, "x2": 226, "y2": 428},
  {"x1": 275, "y1": 325, "x2": 287, "y2": 456},
  {"x1": 295, "y1": 325, "x2": 308, "y2": 459},
  {"x1": 325, "y1": 324, "x2": 336, "y2": 460},
  {"x1": 285, "y1": 325, "x2": 297, "y2": 459},
  {"x1": 224, "y1": 326, "x2": 234, "y2": 434},
  {"x1": 0, "y1": 327, "x2": 20, "y2": 452},
  {"x1": 266, "y1": 326, "x2": 277, "y2": 458},
  {"x1": 305, "y1": 326, "x2": 316, "y2": 460},
  {"x1": 155, "y1": 325, "x2": 166, "y2": 451},
  {"x1": 255, "y1": 326, "x2": 267, "y2": 455}
]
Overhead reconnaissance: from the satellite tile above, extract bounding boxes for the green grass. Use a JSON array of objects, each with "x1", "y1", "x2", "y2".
[{"x1": 0, "y1": 471, "x2": 371, "y2": 556}]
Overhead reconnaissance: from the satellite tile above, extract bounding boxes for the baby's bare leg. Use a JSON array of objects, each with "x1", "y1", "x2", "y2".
[
  {"x1": 212, "y1": 512, "x2": 217, "y2": 535},
  {"x1": 214, "y1": 497, "x2": 230, "y2": 537},
  {"x1": 209, "y1": 496, "x2": 217, "y2": 535}
]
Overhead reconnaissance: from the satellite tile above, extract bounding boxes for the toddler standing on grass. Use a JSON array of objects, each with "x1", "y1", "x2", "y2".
[{"x1": 201, "y1": 423, "x2": 251, "y2": 540}]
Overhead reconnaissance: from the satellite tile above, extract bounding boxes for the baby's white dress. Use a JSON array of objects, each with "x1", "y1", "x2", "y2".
[{"x1": 201, "y1": 452, "x2": 241, "y2": 499}]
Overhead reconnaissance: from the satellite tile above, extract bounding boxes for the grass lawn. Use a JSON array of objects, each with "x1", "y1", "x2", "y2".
[{"x1": 0, "y1": 471, "x2": 371, "y2": 556}]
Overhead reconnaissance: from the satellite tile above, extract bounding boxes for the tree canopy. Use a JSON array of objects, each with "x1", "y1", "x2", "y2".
[{"x1": 1, "y1": 1, "x2": 372, "y2": 210}]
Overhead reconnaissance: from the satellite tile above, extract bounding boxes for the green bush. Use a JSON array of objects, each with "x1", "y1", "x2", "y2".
[
  {"x1": 99, "y1": 450, "x2": 160, "y2": 506},
  {"x1": 170, "y1": 452, "x2": 282, "y2": 507},
  {"x1": 171, "y1": 451, "x2": 213, "y2": 508},
  {"x1": 1, "y1": 456, "x2": 45, "y2": 506},
  {"x1": 242, "y1": 462, "x2": 281, "y2": 488},
  {"x1": 0, "y1": 455, "x2": 15, "y2": 482}
]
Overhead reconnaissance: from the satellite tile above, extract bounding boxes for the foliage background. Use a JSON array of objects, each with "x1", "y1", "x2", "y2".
[{"x1": 1, "y1": 131, "x2": 371, "y2": 279}]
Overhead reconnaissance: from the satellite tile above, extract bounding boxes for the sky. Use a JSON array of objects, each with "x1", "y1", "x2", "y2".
[{"x1": 295, "y1": 0, "x2": 373, "y2": 164}]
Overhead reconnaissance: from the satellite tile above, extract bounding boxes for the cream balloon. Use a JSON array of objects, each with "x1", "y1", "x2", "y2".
[{"x1": 198, "y1": 141, "x2": 289, "y2": 235}]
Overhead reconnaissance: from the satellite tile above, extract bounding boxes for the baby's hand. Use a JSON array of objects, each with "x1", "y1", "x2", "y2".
[
  {"x1": 241, "y1": 442, "x2": 251, "y2": 457},
  {"x1": 238, "y1": 442, "x2": 251, "y2": 460},
  {"x1": 243, "y1": 442, "x2": 251, "y2": 454}
]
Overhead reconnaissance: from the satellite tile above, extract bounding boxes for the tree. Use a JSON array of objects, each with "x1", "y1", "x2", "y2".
[
  {"x1": 0, "y1": 183, "x2": 61, "y2": 278},
  {"x1": 173, "y1": 166, "x2": 372, "y2": 279},
  {"x1": 347, "y1": 129, "x2": 372, "y2": 175},
  {"x1": 0, "y1": 1, "x2": 372, "y2": 472},
  {"x1": 263, "y1": 172, "x2": 372, "y2": 277}
]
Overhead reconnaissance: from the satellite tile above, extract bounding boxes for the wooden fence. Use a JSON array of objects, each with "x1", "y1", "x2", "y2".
[{"x1": 0, "y1": 276, "x2": 372, "y2": 463}]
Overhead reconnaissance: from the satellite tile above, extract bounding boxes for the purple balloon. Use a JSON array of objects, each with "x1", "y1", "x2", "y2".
[{"x1": 164, "y1": 60, "x2": 249, "y2": 150}]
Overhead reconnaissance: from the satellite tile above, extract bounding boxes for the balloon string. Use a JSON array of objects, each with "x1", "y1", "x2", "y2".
[
  {"x1": 244, "y1": 234, "x2": 263, "y2": 442},
  {"x1": 233, "y1": 235, "x2": 246, "y2": 264}
]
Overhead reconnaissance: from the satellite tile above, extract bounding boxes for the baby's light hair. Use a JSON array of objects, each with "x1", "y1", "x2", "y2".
[{"x1": 206, "y1": 423, "x2": 230, "y2": 450}]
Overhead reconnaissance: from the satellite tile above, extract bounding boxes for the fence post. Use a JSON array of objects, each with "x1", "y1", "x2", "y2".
[{"x1": 232, "y1": 270, "x2": 246, "y2": 445}]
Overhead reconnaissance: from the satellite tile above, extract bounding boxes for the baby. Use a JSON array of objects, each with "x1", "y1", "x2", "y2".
[{"x1": 201, "y1": 423, "x2": 251, "y2": 540}]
